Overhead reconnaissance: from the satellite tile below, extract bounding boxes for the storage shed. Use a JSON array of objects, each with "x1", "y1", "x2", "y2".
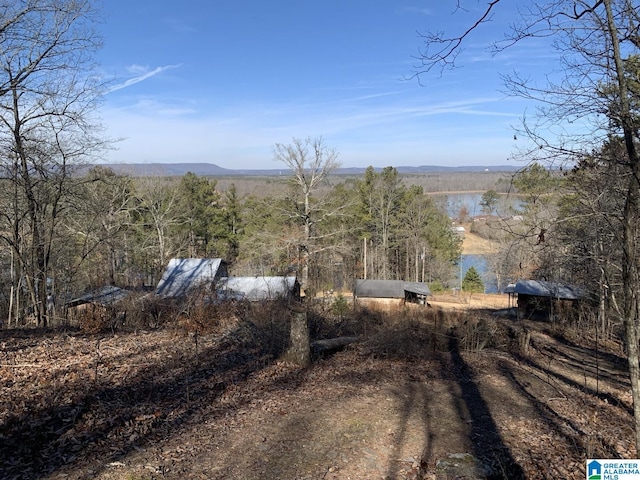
[
  {"x1": 67, "y1": 286, "x2": 134, "y2": 326},
  {"x1": 354, "y1": 279, "x2": 431, "y2": 310},
  {"x1": 68, "y1": 285, "x2": 132, "y2": 308},
  {"x1": 514, "y1": 279, "x2": 585, "y2": 321}
]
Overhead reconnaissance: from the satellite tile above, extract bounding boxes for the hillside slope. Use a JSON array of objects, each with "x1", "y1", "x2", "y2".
[{"x1": 0, "y1": 318, "x2": 632, "y2": 479}]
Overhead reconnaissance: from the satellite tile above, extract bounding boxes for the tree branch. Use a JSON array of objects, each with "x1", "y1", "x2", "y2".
[{"x1": 411, "y1": 0, "x2": 502, "y2": 78}]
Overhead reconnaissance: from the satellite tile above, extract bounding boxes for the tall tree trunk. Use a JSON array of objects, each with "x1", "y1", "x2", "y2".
[
  {"x1": 604, "y1": 0, "x2": 640, "y2": 451},
  {"x1": 14, "y1": 89, "x2": 47, "y2": 327},
  {"x1": 623, "y1": 164, "x2": 640, "y2": 451},
  {"x1": 286, "y1": 305, "x2": 310, "y2": 367},
  {"x1": 301, "y1": 193, "x2": 311, "y2": 294}
]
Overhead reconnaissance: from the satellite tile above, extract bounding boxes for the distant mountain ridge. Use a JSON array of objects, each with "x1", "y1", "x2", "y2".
[{"x1": 94, "y1": 162, "x2": 520, "y2": 176}]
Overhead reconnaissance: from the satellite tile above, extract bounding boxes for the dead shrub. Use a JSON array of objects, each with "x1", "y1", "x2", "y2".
[
  {"x1": 139, "y1": 295, "x2": 178, "y2": 329},
  {"x1": 359, "y1": 307, "x2": 450, "y2": 361},
  {"x1": 305, "y1": 301, "x2": 363, "y2": 340},
  {"x1": 177, "y1": 293, "x2": 246, "y2": 335},
  {"x1": 77, "y1": 305, "x2": 111, "y2": 334},
  {"x1": 357, "y1": 307, "x2": 517, "y2": 360},
  {"x1": 352, "y1": 306, "x2": 387, "y2": 338},
  {"x1": 243, "y1": 299, "x2": 293, "y2": 357},
  {"x1": 165, "y1": 295, "x2": 297, "y2": 359},
  {"x1": 456, "y1": 315, "x2": 507, "y2": 352},
  {"x1": 71, "y1": 291, "x2": 173, "y2": 333}
]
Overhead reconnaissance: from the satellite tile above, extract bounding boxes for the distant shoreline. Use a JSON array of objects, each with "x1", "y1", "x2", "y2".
[{"x1": 89, "y1": 162, "x2": 521, "y2": 177}]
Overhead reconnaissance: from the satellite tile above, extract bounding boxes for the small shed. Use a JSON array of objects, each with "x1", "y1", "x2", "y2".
[
  {"x1": 155, "y1": 258, "x2": 228, "y2": 298},
  {"x1": 68, "y1": 285, "x2": 132, "y2": 308},
  {"x1": 218, "y1": 276, "x2": 300, "y2": 301},
  {"x1": 354, "y1": 279, "x2": 432, "y2": 310},
  {"x1": 67, "y1": 286, "x2": 133, "y2": 326},
  {"x1": 403, "y1": 282, "x2": 433, "y2": 304},
  {"x1": 514, "y1": 279, "x2": 584, "y2": 321}
]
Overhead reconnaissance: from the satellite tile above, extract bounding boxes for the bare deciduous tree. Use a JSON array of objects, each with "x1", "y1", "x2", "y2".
[
  {"x1": 273, "y1": 136, "x2": 340, "y2": 295},
  {"x1": 413, "y1": 0, "x2": 640, "y2": 448},
  {"x1": 133, "y1": 176, "x2": 182, "y2": 278},
  {"x1": 0, "y1": 0, "x2": 105, "y2": 327},
  {"x1": 70, "y1": 167, "x2": 137, "y2": 288}
]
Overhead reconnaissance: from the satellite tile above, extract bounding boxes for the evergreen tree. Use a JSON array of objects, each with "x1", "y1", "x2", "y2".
[
  {"x1": 462, "y1": 266, "x2": 484, "y2": 294},
  {"x1": 480, "y1": 190, "x2": 500, "y2": 215},
  {"x1": 356, "y1": 166, "x2": 405, "y2": 279},
  {"x1": 222, "y1": 183, "x2": 242, "y2": 264},
  {"x1": 177, "y1": 172, "x2": 225, "y2": 258}
]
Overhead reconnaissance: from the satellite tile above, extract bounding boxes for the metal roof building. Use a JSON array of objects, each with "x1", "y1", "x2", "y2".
[
  {"x1": 513, "y1": 279, "x2": 586, "y2": 321},
  {"x1": 354, "y1": 279, "x2": 432, "y2": 299},
  {"x1": 404, "y1": 281, "x2": 433, "y2": 297},
  {"x1": 513, "y1": 280, "x2": 584, "y2": 300},
  {"x1": 155, "y1": 258, "x2": 228, "y2": 298},
  {"x1": 219, "y1": 276, "x2": 299, "y2": 301},
  {"x1": 68, "y1": 285, "x2": 132, "y2": 307},
  {"x1": 355, "y1": 279, "x2": 404, "y2": 298}
]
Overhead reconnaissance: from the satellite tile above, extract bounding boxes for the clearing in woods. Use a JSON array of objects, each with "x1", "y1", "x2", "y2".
[{"x1": 460, "y1": 224, "x2": 499, "y2": 256}]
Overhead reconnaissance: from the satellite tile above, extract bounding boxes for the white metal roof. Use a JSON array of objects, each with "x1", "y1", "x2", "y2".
[
  {"x1": 155, "y1": 258, "x2": 225, "y2": 298},
  {"x1": 219, "y1": 276, "x2": 298, "y2": 301}
]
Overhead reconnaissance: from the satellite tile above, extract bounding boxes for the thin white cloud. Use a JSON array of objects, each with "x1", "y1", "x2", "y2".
[
  {"x1": 101, "y1": 104, "x2": 515, "y2": 167},
  {"x1": 99, "y1": 85, "x2": 524, "y2": 168},
  {"x1": 108, "y1": 64, "x2": 180, "y2": 93},
  {"x1": 402, "y1": 7, "x2": 432, "y2": 16},
  {"x1": 162, "y1": 17, "x2": 197, "y2": 34}
]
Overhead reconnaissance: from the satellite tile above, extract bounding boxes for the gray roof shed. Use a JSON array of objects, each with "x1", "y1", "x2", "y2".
[
  {"x1": 354, "y1": 279, "x2": 431, "y2": 299},
  {"x1": 514, "y1": 279, "x2": 584, "y2": 300},
  {"x1": 68, "y1": 286, "x2": 131, "y2": 307},
  {"x1": 404, "y1": 281, "x2": 432, "y2": 297}
]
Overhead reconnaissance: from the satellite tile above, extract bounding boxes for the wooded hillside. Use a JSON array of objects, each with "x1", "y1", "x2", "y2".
[{"x1": 1, "y1": 162, "x2": 497, "y2": 327}]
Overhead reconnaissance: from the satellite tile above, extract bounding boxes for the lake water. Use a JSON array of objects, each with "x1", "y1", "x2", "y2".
[
  {"x1": 460, "y1": 254, "x2": 499, "y2": 294},
  {"x1": 434, "y1": 193, "x2": 520, "y2": 294},
  {"x1": 432, "y1": 192, "x2": 524, "y2": 218}
]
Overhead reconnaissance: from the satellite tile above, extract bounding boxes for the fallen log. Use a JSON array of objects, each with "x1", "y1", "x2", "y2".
[{"x1": 311, "y1": 336, "x2": 358, "y2": 353}]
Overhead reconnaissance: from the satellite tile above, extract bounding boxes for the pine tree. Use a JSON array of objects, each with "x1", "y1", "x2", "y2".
[{"x1": 462, "y1": 266, "x2": 484, "y2": 294}]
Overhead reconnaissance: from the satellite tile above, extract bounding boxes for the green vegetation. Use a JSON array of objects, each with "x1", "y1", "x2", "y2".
[
  {"x1": 479, "y1": 189, "x2": 499, "y2": 215},
  {"x1": 331, "y1": 294, "x2": 350, "y2": 319},
  {"x1": 428, "y1": 279, "x2": 446, "y2": 294},
  {"x1": 0, "y1": 159, "x2": 469, "y2": 328},
  {"x1": 461, "y1": 266, "x2": 484, "y2": 294}
]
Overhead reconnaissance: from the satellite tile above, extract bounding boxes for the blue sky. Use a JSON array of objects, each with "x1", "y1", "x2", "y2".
[{"x1": 97, "y1": 2, "x2": 552, "y2": 169}]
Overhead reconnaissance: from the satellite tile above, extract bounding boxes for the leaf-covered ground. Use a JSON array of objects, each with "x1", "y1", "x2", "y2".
[{"x1": 0, "y1": 314, "x2": 634, "y2": 480}]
